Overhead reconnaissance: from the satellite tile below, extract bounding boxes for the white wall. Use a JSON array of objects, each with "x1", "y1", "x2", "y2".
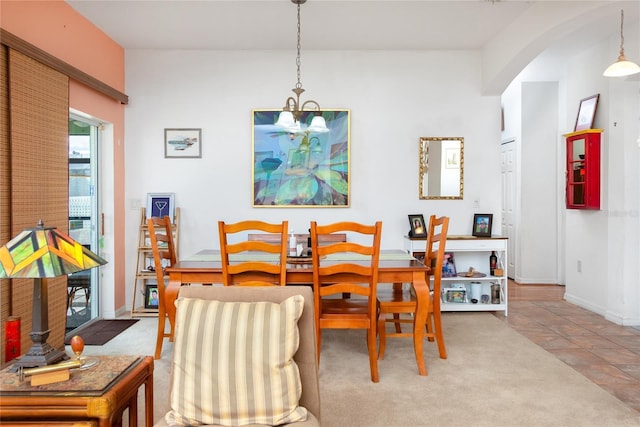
[
  {"x1": 123, "y1": 25, "x2": 640, "y2": 325},
  {"x1": 124, "y1": 49, "x2": 503, "y2": 308},
  {"x1": 562, "y1": 32, "x2": 640, "y2": 325},
  {"x1": 521, "y1": 81, "x2": 560, "y2": 284},
  {"x1": 502, "y1": 21, "x2": 640, "y2": 325}
]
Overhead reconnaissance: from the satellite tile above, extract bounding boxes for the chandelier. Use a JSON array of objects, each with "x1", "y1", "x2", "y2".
[
  {"x1": 276, "y1": 0, "x2": 329, "y2": 134},
  {"x1": 603, "y1": 9, "x2": 640, "y2": 77}
]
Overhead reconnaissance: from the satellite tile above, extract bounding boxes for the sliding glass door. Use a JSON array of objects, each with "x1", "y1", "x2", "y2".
[{"x1": 67, "y1": 115, "x2": 100, "y2": 332}]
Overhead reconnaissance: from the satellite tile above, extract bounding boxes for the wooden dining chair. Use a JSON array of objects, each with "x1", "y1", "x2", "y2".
[
  {"x1": 147, "y1": 215, "x2": 178, "y2": 360},
  {"x1": 377, "y1": 215, "x2": 449, "y2": 370},
  {"x1": 310, "y1": 220, "x2": 382, "y2": 382},
  {"x1": 218, "y1": 220, "x2": 288, "y2": 286}
]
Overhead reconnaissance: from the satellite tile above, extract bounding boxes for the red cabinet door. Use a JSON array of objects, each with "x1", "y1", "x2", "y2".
[{"x1": 565, "y1": 129, "x2": 601, "y2": 210}]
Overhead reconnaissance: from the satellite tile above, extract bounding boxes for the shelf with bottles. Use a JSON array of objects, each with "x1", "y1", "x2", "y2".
[
  {"x1": 404, "y1": 235, "x2": 508, "y2": 315},
  {"x1": 441, "y1": 280, "x2": 505, "y2": 312}
]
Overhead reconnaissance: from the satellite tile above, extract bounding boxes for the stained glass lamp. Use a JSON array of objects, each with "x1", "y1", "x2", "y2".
[{"x1": 0, "y1": 220, "x2": 107, "y2": 369}]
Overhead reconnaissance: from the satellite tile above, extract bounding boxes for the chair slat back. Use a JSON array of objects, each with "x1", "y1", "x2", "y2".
[
  {"x1": 147, "y1": 215, "x2": 177, "y2": 295},
  {"x1": 147, "y1": 215, "x2": 178, "y2": 360},
  {"x1": 218, "y1": 220, "x2": 288, "y2": 286},
  {"x1": 310, "y1": 221, "x2": 382, "y2": 299},
  {"x1": 425, "y1": 215, "x2": 449, "y2": 307}
]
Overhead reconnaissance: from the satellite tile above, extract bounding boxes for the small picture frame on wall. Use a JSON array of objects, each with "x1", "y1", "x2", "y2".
[
  {"x1": 146, "y1": 193, "x2": 175, "y2": 221},
  {"x1": 164, "y1": 128, "x2": 202, "y2": 158},
  {"x1": 472, "y1": 214, "x2": 493, "y2": 237},
  {"x1": 408, "y1": 214, "x2": 427, "y2": 237},
  {"x1": 574, "y1": 94, "x2": 599, "y2": 132},
  {"x1": 145, "y1": 285, "x2": 159, "y2": 309}
]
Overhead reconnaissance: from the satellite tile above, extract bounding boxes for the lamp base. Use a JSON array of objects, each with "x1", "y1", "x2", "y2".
[{"x1": 9, "y1": 332, "x2": 68, "y2": 372}]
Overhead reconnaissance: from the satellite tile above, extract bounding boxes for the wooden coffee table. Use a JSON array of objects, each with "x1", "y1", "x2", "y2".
[{"x1": 0, "y1": 355, "x2": 154, "y2": 427}]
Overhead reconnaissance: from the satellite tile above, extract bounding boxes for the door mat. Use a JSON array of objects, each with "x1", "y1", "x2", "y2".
[{"x1": 65, "y1": 319, "x2": 139, "y2": 346}]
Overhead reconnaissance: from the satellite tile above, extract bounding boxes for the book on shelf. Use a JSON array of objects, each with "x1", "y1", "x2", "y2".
[{"x1": 442, "y1": 252, "x2": 457, "y2": 277}]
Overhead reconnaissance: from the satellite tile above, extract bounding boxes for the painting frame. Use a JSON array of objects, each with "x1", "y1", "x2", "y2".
[
  {"x1": 472, "y1": 213, "x2": 493, "y2": 237},
  {"x1": 252, "y1": 109, "x2": 350, "y2": 207},
  {"x1": 408, "y1": 214, "x2": 427, "y2": 237},
  {"x1": 145, "y1": 284, "x2": 159, "y2": 309},
  {"x1": 574, "y1": 94, "x2": 599, "y2": 132},
  {"x1": 146, "y1": 193, "x2": 175, "y2": 221},
  {"x1": 164, "y1": 128, "x2": 202, "y2": 158},
  {"x1": 445, "y1": 147, "x2": 460, "y2": 169}
]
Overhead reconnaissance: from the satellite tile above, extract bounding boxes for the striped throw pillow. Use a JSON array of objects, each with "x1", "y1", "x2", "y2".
[{"x1": 166, "y1": 295, "x2": 308, "y2": 426}]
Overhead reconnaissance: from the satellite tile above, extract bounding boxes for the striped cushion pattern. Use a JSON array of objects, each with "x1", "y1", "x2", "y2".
[{"x1": 166, "y1": 295, "x2": 308, "y2": 426}]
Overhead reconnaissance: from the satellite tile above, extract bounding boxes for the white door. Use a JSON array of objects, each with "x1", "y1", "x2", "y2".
[{"x1": 501, "y1": 139, "x2": 516, "y2": 279}]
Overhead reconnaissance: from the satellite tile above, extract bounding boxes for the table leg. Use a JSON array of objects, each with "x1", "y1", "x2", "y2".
[
  {"x1": 145, "y1": 366, "x2": 154, "y2": 426},
  {"x1": 165, "y1": 273, "x2": 181, "y2": 341},
  {"x1": 129, "y1": 396, "x2": 138, "y2": 427},
  {"x1": 412, "y1": 270, "x2": 430, "y2": 376}
]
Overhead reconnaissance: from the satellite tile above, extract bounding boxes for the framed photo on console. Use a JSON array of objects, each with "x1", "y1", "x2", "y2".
[
  {"x1": 472, "y1": 213, "x2": 493, "y2": 237},
  {"x1": 408, "y1": 214, "x2": 427, "y2": 237},
  {"x1": 443, "y1": 288, "x2": 467, "y2": 303}
]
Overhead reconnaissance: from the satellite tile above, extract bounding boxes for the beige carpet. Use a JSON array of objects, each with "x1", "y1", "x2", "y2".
[{"x1": 73, "y1": 313, "x2": 640, "y2": 426}]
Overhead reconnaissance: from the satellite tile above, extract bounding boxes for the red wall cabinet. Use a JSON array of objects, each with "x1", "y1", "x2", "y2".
[{"x1": 565, "y1": 129, "x2": 602, "y2": 210}]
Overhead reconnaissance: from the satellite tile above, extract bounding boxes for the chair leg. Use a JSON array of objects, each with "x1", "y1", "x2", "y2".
[
  {"x1": 426, "y1": 311, "x2": 435, "y2": 342},
  {"x1": 316, "y1": 329, "x2": 322, "y2": 363},
  {"x1": 154, "y1": 306, "x2": 166, "y2": 360},
  {"x1": 432, "y1": 309, "x2": 447, "y2": 359},
  {"x1": 377, "y1": 314, "x2": 387, "y2": 360},
  {"x1": 367, "y1": 326, "x2": 379, "y2": 383},
  {"x1": 393, "y1": 313, "x2": 402, "y2": 333}
]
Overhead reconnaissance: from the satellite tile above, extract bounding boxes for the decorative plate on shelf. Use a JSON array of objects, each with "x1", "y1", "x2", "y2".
[{"x1": 457, "y1": 272, "x2": 487, "y2": 278}]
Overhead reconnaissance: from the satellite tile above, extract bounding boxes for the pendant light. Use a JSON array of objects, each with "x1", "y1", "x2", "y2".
[
  {"x1": 603, "y1": 10, "x2": 640, "y2": 77},
  {"x1": 276, "y1": 0, "x2": 329, "y2": 134}
]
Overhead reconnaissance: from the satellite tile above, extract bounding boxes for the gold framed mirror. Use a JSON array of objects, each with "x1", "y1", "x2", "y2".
[{"x1": 419, "y1": 137, "x2": 464, "y2": 200}]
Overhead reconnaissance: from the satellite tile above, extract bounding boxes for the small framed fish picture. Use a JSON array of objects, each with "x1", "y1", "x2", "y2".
[{"x1": 164, "y1": 128, "x2": 202, "y2": 158}]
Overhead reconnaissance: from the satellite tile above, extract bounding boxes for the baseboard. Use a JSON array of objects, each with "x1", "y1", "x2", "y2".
[
  {"x1": 563, "y1": 293, "x2": 640, "y2": 326},
  {"x1": 513, "y1": 276, "x2": 562, "y2": 285}
]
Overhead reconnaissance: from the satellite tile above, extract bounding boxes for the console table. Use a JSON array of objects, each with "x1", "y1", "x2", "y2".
[
  {"x1": 0, "y1": 355, "x2": 154, "y2": 427},
  {"x1": 405, "y1": 235, "x2": 508, "y2": 315}
]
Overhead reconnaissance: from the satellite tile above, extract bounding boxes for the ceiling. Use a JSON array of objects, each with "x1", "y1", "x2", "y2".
[{"x1": 65, "y1": 0, "x2": 636, "y2": 53}]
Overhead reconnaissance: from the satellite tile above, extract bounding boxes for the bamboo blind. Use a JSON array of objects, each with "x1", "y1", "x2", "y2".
[{"x1": 1, "y1": 49, "x2": 70, "y2": 364}]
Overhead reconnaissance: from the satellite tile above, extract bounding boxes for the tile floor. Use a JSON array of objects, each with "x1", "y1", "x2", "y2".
[{"x1": 494, "y1": 281, "x2": 640, "y2": 413}]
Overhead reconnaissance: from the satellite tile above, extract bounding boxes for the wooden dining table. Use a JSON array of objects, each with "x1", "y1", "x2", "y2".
[{"x1": 164, "y1": 249, "x2": 439, "y2": 376}]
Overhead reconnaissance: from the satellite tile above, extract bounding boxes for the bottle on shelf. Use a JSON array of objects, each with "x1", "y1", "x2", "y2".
[
  {"x1": 491, "y1": 282, "x2": 501, "y2": 304},
  {"x1": 289, "y1": 232, "x2": 297, "y2": 256},
  {"x1": 489, "y1": 250, "x2": 497, "y2": 276}
]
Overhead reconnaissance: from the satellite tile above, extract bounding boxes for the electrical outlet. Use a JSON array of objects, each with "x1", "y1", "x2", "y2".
[{"x1": 577, "y1": 260, "x2": 582, "y2": 273}]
